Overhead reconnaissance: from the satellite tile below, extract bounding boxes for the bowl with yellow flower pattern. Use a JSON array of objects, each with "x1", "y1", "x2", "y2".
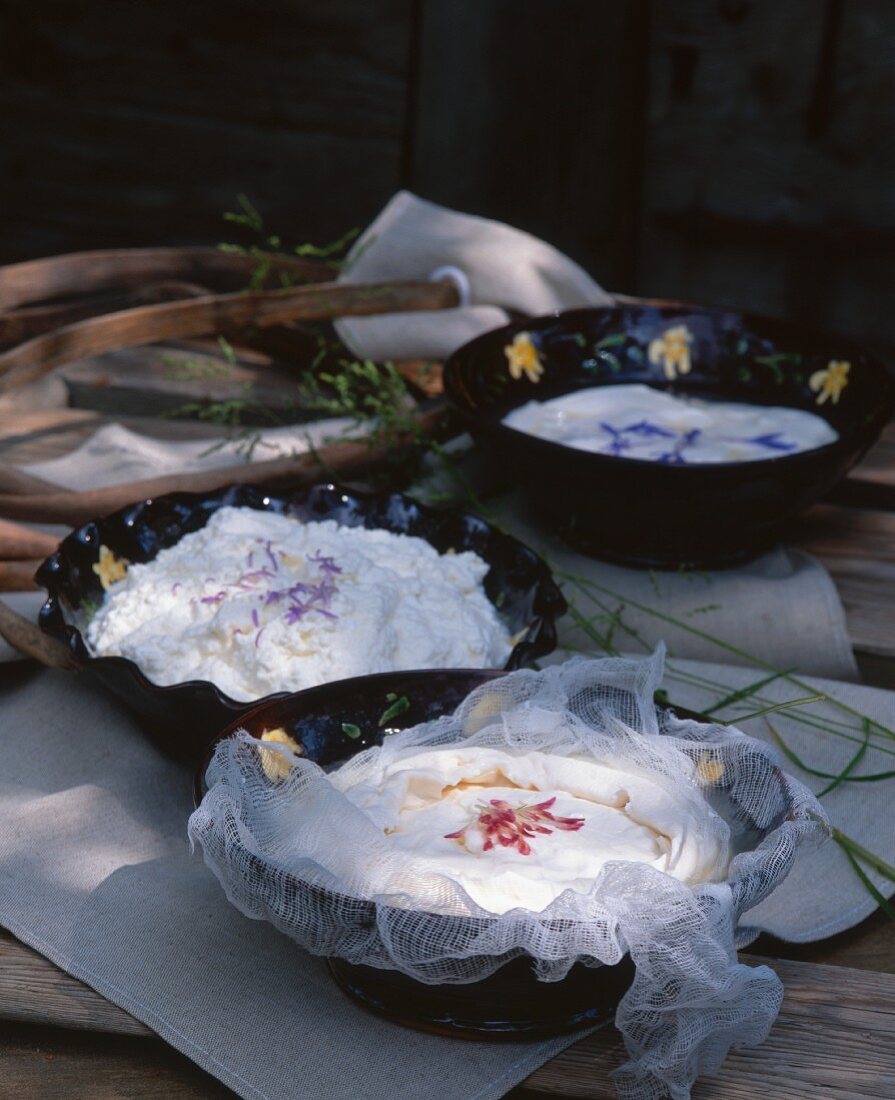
[
  {"x1": 192, "y1": 668, "x2": 772, "y2": 1040},
  {"x1": 36, "y1": 482, "x2": 566, "y2": 764},
  {"x1": 444, "y1": 300, "x2": 895, "y2": 567}
]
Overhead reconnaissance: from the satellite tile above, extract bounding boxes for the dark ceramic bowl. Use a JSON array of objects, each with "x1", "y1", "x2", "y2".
[
  {"x1": 195, "y1": 673, "x2": 769, "y2": 1040},
  {"x1": 196, "y1": 668, "x2": 636, "y2": 1039},
  {"x1": 37, "y1": 483, "x2": 566, "y2": 765},
  {"x1": 443, "y1": 300, "x2": 895, "y2": 568}
]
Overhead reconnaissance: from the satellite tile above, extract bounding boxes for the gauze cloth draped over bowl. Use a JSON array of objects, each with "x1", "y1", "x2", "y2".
[{"x1": 190, "y1": 651, "x2": 828, "y2": 1100}]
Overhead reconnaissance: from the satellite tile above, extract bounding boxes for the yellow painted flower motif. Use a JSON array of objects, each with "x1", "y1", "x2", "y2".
[
  {"x1": 809, "y1": 359, "x2": 850, "y2": 405},
  {"x1": 92, "y1": 545, "x2": 129, "y2": 590},
  {"x1": 648, "y1": 324, "x2": 694, "y2": 380},
  {"x1": 463, "y1": 691, "x2": 505, "y2": 736},
  {"x1": 504, "y1": 332, "x2": 544, "y2": 383},
  {"x1": 258, "y1": 727, "x2": 304, "y2": 781},
  {"x1": 696, "y1": 752, "x2": 725, "y2": 785}
]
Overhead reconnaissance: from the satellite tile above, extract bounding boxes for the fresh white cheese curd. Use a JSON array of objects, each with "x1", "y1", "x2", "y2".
[
  {"x1": 333, "y1": 745, "x2": 731, "y2": 914},
  {"x1": 85, "y1": 507, "x2": 512, "y2": 701},
  {"x1": 503, "y1": 383, "x2": 838, "y2": 464}
]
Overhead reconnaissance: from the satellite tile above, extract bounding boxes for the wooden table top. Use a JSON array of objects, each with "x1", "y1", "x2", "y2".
[{"x1": 1, "y1": 344, "x2": 894, "y2": 1097}]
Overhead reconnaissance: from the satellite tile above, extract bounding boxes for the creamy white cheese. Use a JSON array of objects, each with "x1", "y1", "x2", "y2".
[
  {"x1": 503, "y1": 383, "x2": 838, "y2": 464},
  {"x1": 334, "y1": 745, "x2": 731, "y2": 914},
  {"x1": 86, "y1": 507, "x2": 512, "y2": 701}
]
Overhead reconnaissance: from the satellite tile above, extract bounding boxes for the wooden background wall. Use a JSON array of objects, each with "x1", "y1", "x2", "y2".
[{"x1": 1, "y1": 0, "x2": 893, "y2": 355}]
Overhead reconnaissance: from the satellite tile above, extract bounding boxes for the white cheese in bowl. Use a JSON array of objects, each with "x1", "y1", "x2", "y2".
[
  {"x1": 333, "y1": 745, "x2": 731, "y2": 914},
  {"x1": 503, "y1": 383, "x2": 838, "y2": 464},
  {"x1": 86, "y1": 507, "x2": 512, "y2": 702}
]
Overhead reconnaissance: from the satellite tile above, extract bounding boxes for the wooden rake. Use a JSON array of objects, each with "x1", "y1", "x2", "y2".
[{"x1": 0, "y1": 246, "x2": 461, "y2": 657}]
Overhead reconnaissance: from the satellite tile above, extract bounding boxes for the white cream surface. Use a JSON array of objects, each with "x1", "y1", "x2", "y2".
[
  {"x1": 86, "y1": 508, "x2": 511, "y2": 701},
  {"x1": 335, "y1": 745, "x2": 731, "y2": 914},
  {"x1": 503, "y1": 383, "x2": 838, "y2": 464}
]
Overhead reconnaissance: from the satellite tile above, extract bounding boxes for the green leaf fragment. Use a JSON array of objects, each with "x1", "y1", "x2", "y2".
[
  {"x1": 379, "y1": 696, "x2": 410, "y2": 727},
  {"x1": 833, "y1": 829, "x2": 895, "y2": 883},
  {"x1": 816, "y1": 718, "x2": 871, "y2": 797},
  {"x1": 707, "y1": 669, "x2": 797, "y2": 715},
  {"x1": 594, "y1": 333, "x2": 627, "y2": 349},
  {"x1": 341, "y1": 722, "x2": 362, "y2": 740},
  {"x1": 728, "y1": 695, "x2": 826, "y2": 724},
  {"x1": 841, "y1": 847, "x2": 895, "y2": 920}
]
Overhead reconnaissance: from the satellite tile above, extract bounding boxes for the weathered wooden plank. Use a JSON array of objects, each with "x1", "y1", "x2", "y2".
[
  {"x1": 0, "y1": 1021, "x2": 233, "y2": 1099},
  {"x1": 638, "y1": 0, "x2": 895, "y2": 353},
  {"x1": 788, "y1": 503, "x2": 895, "y2": 565},
  {"x1": 3, "y1": 927, "x2": 894, "y2": 1100},
  {"x1": 0, "y1": 932, "x2": 152, "y2": 1037},
  {"x1": 847, "y1": 419, "x2": 895, "y2": 492},
  {"x1": 785, "y1": 501, "x2": 895, "y2": 657},
  {"x1": 0, "y1": 0, "x2": 411, "y2": 263},
  {"x1": 522, "y1": 956, "x2": 895, "y2": 1099},
  {"x1": 816, "y1": 556, "x2": 895, "y2": 657},
  {"x1": 410, "y1": 0, "x2": 643, "y2": 288}
]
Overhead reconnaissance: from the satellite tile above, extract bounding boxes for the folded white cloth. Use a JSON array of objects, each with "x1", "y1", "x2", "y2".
[
  {"x1": 335, "y1": 191, "x2": 614, "y2": 361},
  {"x1": 23, "y1": 419, "x2": 355, "y2": 491}
]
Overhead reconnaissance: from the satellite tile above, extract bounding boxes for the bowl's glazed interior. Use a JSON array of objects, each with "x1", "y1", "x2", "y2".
[
  {"x1": 444, "y1": 301, "x2": 895, "y2": 567},
  {"x1": 37, "y1": 483, "x2": 566, "y2": 765}
]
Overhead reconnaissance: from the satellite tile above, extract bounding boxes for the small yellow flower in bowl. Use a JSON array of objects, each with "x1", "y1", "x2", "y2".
[
  {"x1": 809, "y1": 359, "x2": 850, "y2": 405},
  {"x1": 258, "y1": 727, "x2": 305, "y2": 782},
  {"x1": 648, "y1": 324, "x2": 693, "y2": 380},
  {"x1": 92, "y1": 545, "x2": 129, "y2": 591},
  {"x1": 696, "y1": 753, "x2": 725, "y2": 785},
  {"x1": 504, "y1": 332, "x2": 544, "y2": 383}
]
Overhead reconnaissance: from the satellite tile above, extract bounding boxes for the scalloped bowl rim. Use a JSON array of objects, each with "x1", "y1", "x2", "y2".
[{"x1": 37, "y1": 482, "x2": 567, "y2": 713}]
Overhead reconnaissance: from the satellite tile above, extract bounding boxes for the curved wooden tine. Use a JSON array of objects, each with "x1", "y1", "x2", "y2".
[
  {"x1": 0, "y1": 246, "x2": 333, "y2": 310},
  {"x1": 0, "y1": 280, "x2": 213, "y2": 347},
  {"x1": 0, "y1": 520, "x2": 60, "y2": 560},
  {"x1": 0, "y1": 466, "x2": 60, "y2": 496},
  {"x1": 0, "y1": 278, "x2": 460, "y2": 396},
  {"x1": 0, "y1": 560, "x2": 41, "y2": 591},
  {"x1": 0, "y1": 403, "x2": 450, "y2": 527},
  {"x1": 0, "y1": 599, "x2": 78, "y2": 669}
]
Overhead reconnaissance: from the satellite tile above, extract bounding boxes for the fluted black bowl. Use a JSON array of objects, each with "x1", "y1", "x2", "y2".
[
  {"x1": 444, "y1": 300, "x2": 895, "y2": 568},
  {"x1": 36, "y1": 483, "x2": 566, "y2": 765}
]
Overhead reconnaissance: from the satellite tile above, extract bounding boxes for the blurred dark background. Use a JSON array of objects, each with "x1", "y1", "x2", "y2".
[{"x1": 2, "y1": 0, "x2": 893, "y2": 355}]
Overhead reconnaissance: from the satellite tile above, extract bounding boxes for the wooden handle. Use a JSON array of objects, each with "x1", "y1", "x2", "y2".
[
  {"x1": 0, "y1": 278, "x2": 460, "y2": 395},
  {"x1": 0, "y1": 600, "x2": 78, "y2": 669},
  {"x1": 0, "y1": 281, "x2": 211, "y2": 347},
  {"x1": 0, "y1": 246, "x2": 332, "y2": 310}
]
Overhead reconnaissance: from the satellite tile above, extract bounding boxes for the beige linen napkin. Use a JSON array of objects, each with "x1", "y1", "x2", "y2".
[
  {"x1": 495, "y1": 491, "x2": 859, "y2": 682},
  {"x1": 0, "y1": 666, "x2": 581, "y2": 1100},
  {"x1": 335, "y1": 191, "x2": 614, "y2": 361}
]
